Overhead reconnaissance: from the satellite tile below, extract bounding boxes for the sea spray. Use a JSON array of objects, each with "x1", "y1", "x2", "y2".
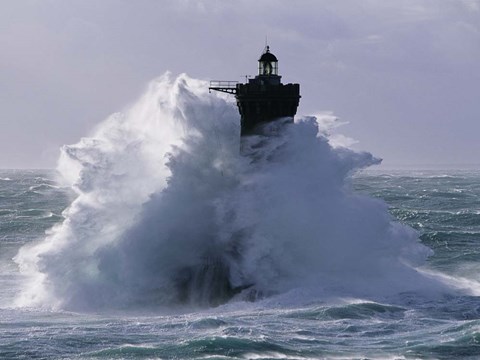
[
  {"x1": 14, "y1": 73, "x2": 238, "y2": 309},
  {"x1": 15, "y1": 73, "x2": 440, "y2": 311}
]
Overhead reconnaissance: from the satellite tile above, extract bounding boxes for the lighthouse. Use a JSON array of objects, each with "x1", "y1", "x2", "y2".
[{"x1": 209, "y1": 46, "x2": 301, "y2": 135}]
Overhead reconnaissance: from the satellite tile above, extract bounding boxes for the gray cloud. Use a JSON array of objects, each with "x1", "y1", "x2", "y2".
[{"x1": 1, "y1": 0, "x2": 479, "y2": 168}]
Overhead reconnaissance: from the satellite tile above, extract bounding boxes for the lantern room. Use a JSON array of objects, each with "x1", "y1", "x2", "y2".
[{"x1": 258, "y1": 46, "x2": 278, "y2": 76}]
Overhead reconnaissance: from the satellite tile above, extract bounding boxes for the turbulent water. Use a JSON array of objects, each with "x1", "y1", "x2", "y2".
[{"x1": 1, "y1": 74, "x2": 480, "y2": 359}]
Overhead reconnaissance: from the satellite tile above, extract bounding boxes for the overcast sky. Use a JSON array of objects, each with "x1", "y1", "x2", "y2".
[{"x1": 1, "y1": 0, "x2": 479, "y2": 169}]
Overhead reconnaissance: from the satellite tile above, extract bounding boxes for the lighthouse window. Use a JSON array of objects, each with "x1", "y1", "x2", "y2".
[{"x1": 265, "y1": 62, "x2": 272, "y2": 75}]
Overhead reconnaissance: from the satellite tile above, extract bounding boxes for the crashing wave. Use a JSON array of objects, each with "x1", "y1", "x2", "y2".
[{"x1": 15, "y1": 73, "x2": 438, "y2": 311}]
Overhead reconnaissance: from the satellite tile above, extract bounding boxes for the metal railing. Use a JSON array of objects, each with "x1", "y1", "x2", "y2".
[
  {"x1": 209, "y1": 80, "x2": 239, "y2": 94},
  {"x1": 209, "y1": 80, "x2": 238, "y2": 88}
]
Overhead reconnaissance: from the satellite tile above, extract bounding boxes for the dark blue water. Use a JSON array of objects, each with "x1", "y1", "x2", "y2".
[{"x1": 1, "y1": 169, "x2": 480, "y2": 359}]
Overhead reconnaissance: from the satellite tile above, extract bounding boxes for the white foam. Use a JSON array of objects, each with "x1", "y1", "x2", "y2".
[{"x1": 14, "y1": 73, "x2": 447, "y2": 311}]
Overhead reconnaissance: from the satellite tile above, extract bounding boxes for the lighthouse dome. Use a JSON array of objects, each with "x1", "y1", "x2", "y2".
[
  {"x1": 258, "y1": 47, "x2": 278, "y2": 62},
  {"x1": 258, "y1": 46, "x2": 278, "y2": 76}
]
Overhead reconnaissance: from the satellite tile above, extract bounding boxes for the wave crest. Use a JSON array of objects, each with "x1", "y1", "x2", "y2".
[{"x1": 15, "y1": 73, "x2": 439, "y2": 311}]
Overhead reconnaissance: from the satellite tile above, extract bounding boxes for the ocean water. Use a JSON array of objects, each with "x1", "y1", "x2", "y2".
[{"x1": 1, "y1": 74, "x2": 480, "y2": 359}]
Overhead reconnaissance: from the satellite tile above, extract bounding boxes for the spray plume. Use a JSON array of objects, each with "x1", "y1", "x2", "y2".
[{"x1": 15, "y1": 73, "x2": 440, "y2": 311}]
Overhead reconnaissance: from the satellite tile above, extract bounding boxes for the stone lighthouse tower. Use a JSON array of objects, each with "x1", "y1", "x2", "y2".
[{"x1": 209, "y1": 46, "x2": 301, "y2": 135}]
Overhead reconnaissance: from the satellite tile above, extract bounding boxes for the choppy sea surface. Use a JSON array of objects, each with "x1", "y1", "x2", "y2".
[{"x1": 1, "y1": 168, "x2": 480, "y2": 359}]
